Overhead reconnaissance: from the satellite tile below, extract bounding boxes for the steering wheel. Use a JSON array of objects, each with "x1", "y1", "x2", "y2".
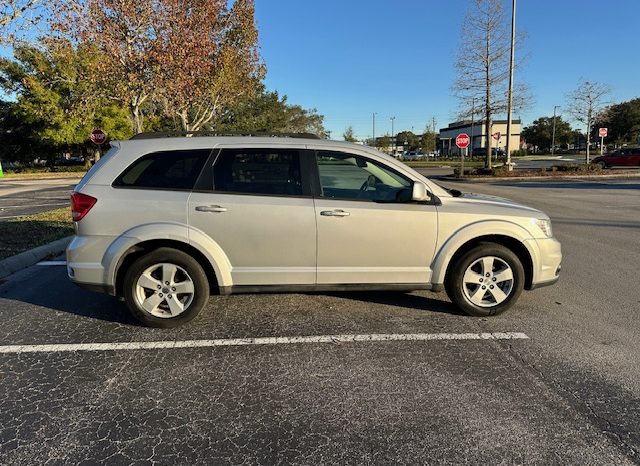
[{"x1": 360, "y1": 175, "x2": 376, "y2": 191}]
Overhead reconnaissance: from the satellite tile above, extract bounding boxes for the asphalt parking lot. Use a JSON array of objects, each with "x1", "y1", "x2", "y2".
[
  {"x1": 0, "y1": 178, "x2": 80, "y2": 220},
  {"x1": 1, "y1": 177, "x2": 639, "y2": 464}
]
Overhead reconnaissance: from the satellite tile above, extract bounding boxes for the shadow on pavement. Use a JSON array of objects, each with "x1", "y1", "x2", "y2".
[
  {"x1": 323, "y1": 291, "x2": 466, "y2": 317},
  {"x1": 493, "y1": 181, "x2": 640, "y2": 190},
  {"x1": 0, "y1": 270, "x2": 140, "y2": 326}
]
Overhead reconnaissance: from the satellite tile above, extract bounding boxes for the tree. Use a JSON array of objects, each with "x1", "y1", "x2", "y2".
[
  {"x1": 59, "y1": 0, "x2": 164, "y2": 134},
  {"x1": 565, "y1": 80, "x2": 610, "y2": 163},
  {"x1": 420, "y1": 128, "x2": 436, "y2": 153},
  {"x1": 453, "y1": 0, "x2": 529, "y2": 168},
  {"x1": 376, "y1": 135, "x2": 391, "y2": 153},
  {"x1": 521, "y1": 116, "x2": 572, "y2": 152},
  {"x1": 159, "y1": 0, "x2": 264, "y2": 132},
  {"x1": 0, "y1": 0, "x2": 43, "y2": 43},
  {"x1": 396, "y1": 131, "x2": 419, "y2": 150},
  {"x1": 212, "y1": 86, "x2": 328, "y2": 138},
  {"x1": 343, "y1": 126, "x2": 358, "y2": 142},
  {"x1": 0, "y1": 39, "x2": 131, "y2": 164},
  {"x1": 595, "y1": 98, "x2": 640, "y2": 146}
]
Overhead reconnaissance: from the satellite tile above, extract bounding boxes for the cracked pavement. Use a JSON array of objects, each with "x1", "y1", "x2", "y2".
[{"x1": 0, "y1": 177, "x2": 639, "y2": 464}]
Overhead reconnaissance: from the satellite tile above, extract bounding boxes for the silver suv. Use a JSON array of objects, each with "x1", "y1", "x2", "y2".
[{"x1": 67, "y1": 133, "x2": 561, "y2": 327}]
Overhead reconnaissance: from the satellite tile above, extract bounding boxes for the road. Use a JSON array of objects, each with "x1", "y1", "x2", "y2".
[
  {"x1": 0, "y1": 177, "x2": 81, "y2": 220},
  {"x1": 0, "y1": 177, "x2": 639, "y2": 464}
]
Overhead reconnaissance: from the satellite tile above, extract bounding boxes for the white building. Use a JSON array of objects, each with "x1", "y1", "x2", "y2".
[{"x1": 439, "y1": 119, "x2": 522, "y2": 156}]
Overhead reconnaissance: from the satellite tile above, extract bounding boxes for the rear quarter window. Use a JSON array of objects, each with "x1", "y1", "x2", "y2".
[{"x1": 113, "y1": 149, "x2": 212, "y2": 190}]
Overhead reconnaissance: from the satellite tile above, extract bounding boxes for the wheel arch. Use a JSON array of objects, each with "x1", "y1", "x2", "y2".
[
  {"x1": 101, "y1": 223, "x2": 233, "y2": 297},
  {"x1": 431, "y1": 222, "x2": 536, "y2": 290}
]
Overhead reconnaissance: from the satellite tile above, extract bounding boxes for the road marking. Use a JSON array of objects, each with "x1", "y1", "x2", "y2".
[
  {"x1": 36, "y1": 261, "x2": 67, "y2": 266},
  {"x1": 0, "y1": 332, "x2": 529, "y2": 354}
]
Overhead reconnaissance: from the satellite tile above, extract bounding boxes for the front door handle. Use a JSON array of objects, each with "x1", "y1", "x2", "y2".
[
  {"x1": 320, "y1": 209, "x2": 350, "y2": 217},
  {"x1": 195, "y1": 205, "x2": 227, "y2": 213}
]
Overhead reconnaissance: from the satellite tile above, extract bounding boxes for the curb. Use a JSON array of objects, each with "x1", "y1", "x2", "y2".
[
  {"x1": 440, "y1": 172, "x2": 640, "y2": 183},
  {"x1": 0, "y1": 236, "x2": 73, "y2": 280},
  {"x1": 0, "y1": 174, "x2": 84, "y2": 182}
]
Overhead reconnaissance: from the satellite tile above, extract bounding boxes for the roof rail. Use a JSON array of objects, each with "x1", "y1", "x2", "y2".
[{"x1": 129, "y1": 131, "x2": 322, "y2": 140}]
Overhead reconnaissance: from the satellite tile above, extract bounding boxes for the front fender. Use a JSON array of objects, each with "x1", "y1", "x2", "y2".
[{"x1": 430, "y1": 220, "x2": 537, "y2": 285}]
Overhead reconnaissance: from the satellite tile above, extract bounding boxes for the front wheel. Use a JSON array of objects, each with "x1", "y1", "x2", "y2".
[
  {"x1": 445, "y1": 243, "x2": 524, "y2": 317},
  {"x1": 597, "y1": 161, "x2": 607, "y2": 169},
  {"x1": 123, "y1": 248, "x2": 210, "y2": 328}
]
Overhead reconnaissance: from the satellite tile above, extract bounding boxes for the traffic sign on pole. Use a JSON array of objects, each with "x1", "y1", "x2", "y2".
[
  {"x1": 455, "y1": 133, "x2": 470, "y2": 149},
  {"x1": 90, "y1": 129, "x2": 107, "y2": 145},
  {"x1": 598, "y1": 128, "x2": 608, "y2": 138}
]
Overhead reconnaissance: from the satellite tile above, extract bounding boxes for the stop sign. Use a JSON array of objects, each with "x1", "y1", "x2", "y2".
[
  {"x1": 599, "y1": 128, "x2": 608, "y2": 138},
  {"x1": 456, "y1": 133, "x2": 470, "y2": 149},
  {"x1": 90, "y1": 129, "x2": 107, "y2": 145}
]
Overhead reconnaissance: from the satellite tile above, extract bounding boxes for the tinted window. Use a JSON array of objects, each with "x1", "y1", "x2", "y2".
[
  {"x1": 316, "y1": 151, "x2": 412, "y2": 202},
  {"x1": 213, "y1": 149, "x2": 303, "y2": 196},
  {"x1": 114, "y1": 149, "x2": 211, "y2": 190}
]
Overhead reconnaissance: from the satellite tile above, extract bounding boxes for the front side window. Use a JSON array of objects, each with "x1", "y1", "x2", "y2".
[
  {"x1": 114, "y1": 149, "x2": 211, "y2": 190},
  {"x1": 316, "y1": 151, "x2": 412, "y2": 202},
  {"x1": 213, "y1": 148, "x2": 303, "y2": 196}
]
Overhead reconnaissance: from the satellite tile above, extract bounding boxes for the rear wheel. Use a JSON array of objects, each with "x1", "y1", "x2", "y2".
[
  {"x1": 446, "y1": 243, "x2": 524, "y2": 317},
  {"x1": 597, "y1": 161, "x2": 607, "y2": 169},
  {"x1": 123, "y1": 248, "x2": 209, "y2": 328}
]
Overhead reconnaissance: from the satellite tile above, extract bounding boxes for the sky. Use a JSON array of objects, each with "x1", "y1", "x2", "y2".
[{"x1": 254, "y1": 0, "x2": 640, "y2": 139}]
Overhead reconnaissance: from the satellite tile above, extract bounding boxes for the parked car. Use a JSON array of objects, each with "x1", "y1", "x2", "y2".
[
  {"x1": 67, "y1": 133, "x2": 562, "y2": 327},
  {"x1": 402, "y1": 151, "x2": 424, "y2": 161},
  {"x1": 591, "y1": 147, "x2": 640, "y2": 168}
]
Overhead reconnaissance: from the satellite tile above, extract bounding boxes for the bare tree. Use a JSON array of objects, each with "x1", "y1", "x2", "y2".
[
  {"x1": 452, "y1": 0, "x2": 529, "y2": 168},
  {"x1": 1, "y1": 0, "x2": 43, "y2": 43},
  {"x1": 565, "y1": 80, "x2": 611, "y2": 163}
]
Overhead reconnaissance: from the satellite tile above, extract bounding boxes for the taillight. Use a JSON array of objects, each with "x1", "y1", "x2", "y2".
[{"x1": 70, "y1": 192, "x2": 97, "y2": 221}]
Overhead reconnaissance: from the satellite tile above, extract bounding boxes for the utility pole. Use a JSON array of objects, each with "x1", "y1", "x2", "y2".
[
  {"x1": 390, "y1": 116, "x2": 396, "y2": 156},
  {"x1": 551, "y1": 105, "x2": 560, "y2": 156},
  {"x1": 372, "y1": 112, "x2": 377, "y2": 146},
  {"x1": 505, "y1": 0, "x2": 516, "y2": 171},
  {"x1": 470, "y1": 97, "x2": 476, "y2": 154}
]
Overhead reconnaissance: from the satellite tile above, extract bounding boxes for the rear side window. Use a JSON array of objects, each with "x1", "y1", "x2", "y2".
[
  {"x1": 213, "y1": 149, "x2": 303, "y2": 196},
  {"x1": 114, "y1": 149, "x2": 211, "y2": 190}
]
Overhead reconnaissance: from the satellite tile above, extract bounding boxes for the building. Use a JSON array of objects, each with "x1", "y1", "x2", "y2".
[{"x1": 438, "y1": 119, "x2": 522, "y2": 156}]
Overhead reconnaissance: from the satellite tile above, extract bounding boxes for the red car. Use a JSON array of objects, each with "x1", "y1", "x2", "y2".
[{"x1": 592, "y1": 147, "x2": 640, "y2": 168}]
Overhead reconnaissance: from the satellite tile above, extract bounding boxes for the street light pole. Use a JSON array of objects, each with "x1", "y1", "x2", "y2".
[
  {"x1": 390, "y1": 116, "x2": 396, "y2": 156},
  {"x1": 372, "y1": 112, "x2": 377, "y2": 146},
  {"x1": 551, "y1": 105, "x2": 560, "y2": 156},
  {"x1": 505, "y1": 0, "x2": 516, "y2": 171}
]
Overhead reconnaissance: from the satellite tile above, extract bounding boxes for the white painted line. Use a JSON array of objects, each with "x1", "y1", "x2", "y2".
[
  {"x1": 36, "y1": 261, "x2": 67, "y2": 266},
  {"x1": 0, "y1": 332, "x2": 529, "y2": 354}
]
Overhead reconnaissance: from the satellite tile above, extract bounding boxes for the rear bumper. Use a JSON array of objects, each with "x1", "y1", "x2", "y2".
[{"x1": 66, "y1": 235, "x2": 115, "y2": 295}]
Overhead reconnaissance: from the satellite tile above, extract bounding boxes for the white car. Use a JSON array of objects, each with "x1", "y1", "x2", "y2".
[{"x1": 67, "y1": 133, "x2": 561, "y2": 327}]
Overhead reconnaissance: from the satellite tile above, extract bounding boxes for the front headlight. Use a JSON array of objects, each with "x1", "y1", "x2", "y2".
[{"x1": 534, "y1": 218, "x2": 553, "y2": 238}]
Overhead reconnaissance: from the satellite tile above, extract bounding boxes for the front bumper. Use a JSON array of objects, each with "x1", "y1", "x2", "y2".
[{"x1": 527, "y1": 236, "x2": 562, "y2": 289}]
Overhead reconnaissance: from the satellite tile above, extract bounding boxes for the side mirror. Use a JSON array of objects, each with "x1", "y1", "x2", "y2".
[{"x1": 412, "y1": 181, "x2": 431, "y2": 202}]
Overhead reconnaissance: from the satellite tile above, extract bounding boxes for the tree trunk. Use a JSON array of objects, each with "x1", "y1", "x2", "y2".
[{"x1": 131, "y1": 103, "x2": 143, "y2": 134}]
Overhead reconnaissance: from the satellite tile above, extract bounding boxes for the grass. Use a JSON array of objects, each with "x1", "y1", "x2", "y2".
[{"x1": 0, "y1": 207, "x2": 73, "y2": 260}]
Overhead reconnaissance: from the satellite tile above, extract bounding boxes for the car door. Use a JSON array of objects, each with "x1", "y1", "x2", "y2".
[
  {"x1": 311, "y1": 149, "x2": 438, "y2": 285},
  {"x1": 188, "y1": 145, "x2": 317, "y2": 286}
]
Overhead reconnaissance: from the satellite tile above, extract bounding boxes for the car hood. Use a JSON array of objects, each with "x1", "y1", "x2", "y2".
[{"x1": 456, "y1": 191, "x2": 545, "y2": 216}]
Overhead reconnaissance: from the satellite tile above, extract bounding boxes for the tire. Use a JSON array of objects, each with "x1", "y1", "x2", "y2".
[
  {"x1": 123, "y1": 247, "x2": 210, "y2": 328},
  {"x1": 597, "y1": 161, "x2": 607, "y2": 169},
  {"x1": 445, "y1": 242, "x2": 524, "y2": 317}
]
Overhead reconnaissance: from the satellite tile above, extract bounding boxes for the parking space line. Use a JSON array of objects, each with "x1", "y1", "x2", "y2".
[{"x1": 0, "y1": 332, "x2": 529, "y2": 354}]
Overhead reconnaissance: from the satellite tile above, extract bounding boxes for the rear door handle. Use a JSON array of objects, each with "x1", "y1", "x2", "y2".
[
  {"x1": 195, "y1": 205, "x2": 227, "y2": 213},
  {"x1": 320, "y1": 209, "x2": 350, "y2": 217}
]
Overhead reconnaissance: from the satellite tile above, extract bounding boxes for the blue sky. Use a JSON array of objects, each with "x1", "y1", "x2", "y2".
[{"x1": 255, "y1": 0, "x2": 640, "y2": 139}]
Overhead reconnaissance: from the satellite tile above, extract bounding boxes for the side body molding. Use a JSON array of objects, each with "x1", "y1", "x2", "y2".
[
  {"x1": 429, "y1": 220, "x2": 537, "y2": 285},
  {"x1": 101, "y1": 222, "x2": 233, "y2": 289}
]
